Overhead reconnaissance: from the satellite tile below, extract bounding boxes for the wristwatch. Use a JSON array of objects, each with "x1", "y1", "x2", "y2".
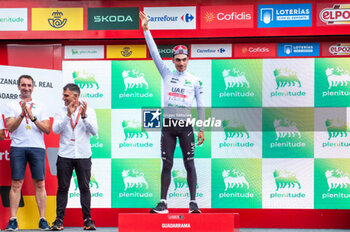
[
  {"x1": 82, "y1": 114, "x2": 88, "y2": 119},
  {"x1": 31, "y1": 116, "x2": 37, "y2": 122}
]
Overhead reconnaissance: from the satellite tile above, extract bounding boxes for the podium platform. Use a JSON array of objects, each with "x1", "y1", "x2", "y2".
[{"x1": 119, "y1": 213, "x2": 239, "y2": 232}]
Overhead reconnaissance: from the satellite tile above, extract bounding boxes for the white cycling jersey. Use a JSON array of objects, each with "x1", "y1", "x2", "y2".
[{"x1": 144, "y1": 30, "x2": 205, "y2": 125}]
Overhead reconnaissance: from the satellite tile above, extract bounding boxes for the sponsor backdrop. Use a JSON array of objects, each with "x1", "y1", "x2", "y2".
[
  {"x1": 2, "y1": 58, "x2": 350, "y2": 229},
  {"x1": 1, "y1": 58, "x2": 340, "y2": 211}
]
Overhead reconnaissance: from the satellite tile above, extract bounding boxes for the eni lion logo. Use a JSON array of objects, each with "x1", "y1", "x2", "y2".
[
  {"x1": 273, "y1": 68, "x2": 301, "y2": 89},
  {"x1": 122, "y1": 169, "x2": 148, "y2": 191},
  {"x1": 222, "y1": 169, "x2": 249, "y2": 191},
  {"x1": 273, "y1": 169, "x2": 301, "y2": 191},
  {"x1": 48, "y1": 10, "x2": 67, "y2": 29},
  {"x1": 326, "y1": 67, "x2": 350, "y2": 89}
]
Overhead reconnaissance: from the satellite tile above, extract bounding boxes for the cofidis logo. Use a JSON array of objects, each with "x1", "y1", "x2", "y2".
[
  {"x1": 278, "y1": 43, "x2": 320, "y2": 57},
  {"x1": 200, "y1": 5, "x2": 253, "y2": 29},
  {"x1": 144, "y1": 7, "x2": 196, "y2": 30},
  {"x1": 258, "y1": 4, "x2": 312, "y2": 28}
]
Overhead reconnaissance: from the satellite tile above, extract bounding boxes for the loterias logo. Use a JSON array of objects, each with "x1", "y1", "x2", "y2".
[
  {"x1": 88, "y1": 7, "x2": 139, "y2": 30},
  {"x1": 200, "y1": 5, "x2": 253, "y2": 29},
  {"x1": 234, "y1": 43, "x2": 276, "y2": 57},
  {"x1": 278, "y1": 43, "x2": 320, "y2": 57},
  {"x1": 258, "y1": 4, "x2": 312, "y2": 28},
  {"x1": 319, "y1": 4, "x2": 350, "y2": 25}
]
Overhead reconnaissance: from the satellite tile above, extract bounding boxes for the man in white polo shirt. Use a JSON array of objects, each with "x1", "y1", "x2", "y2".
[
  {"x1": 5, "y1": 75, "x2": 51, "y2": 231},
  {"x1": 51, "y1": 83, "x2": 98, "y2": 231}
]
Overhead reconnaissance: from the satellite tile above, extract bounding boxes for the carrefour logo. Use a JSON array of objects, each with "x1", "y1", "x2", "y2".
[
  {"x1": 181, "y1": 13, "x2": 194, "y2": 23},
  {"x1": 191, "y1": 44, "x2": 232, "y2": 58},
  {"x1": 144, "y1": 7, "x2": 196, "y2": 30}
]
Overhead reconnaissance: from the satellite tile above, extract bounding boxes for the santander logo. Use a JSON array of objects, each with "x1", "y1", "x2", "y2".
[{"x1": 320, "y1": 5, "x2": 350, "y2": 24}]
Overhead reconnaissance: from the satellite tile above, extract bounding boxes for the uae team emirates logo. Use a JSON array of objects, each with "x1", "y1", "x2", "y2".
[{"x1": 320, "y1": 4, "x2": 350, "y2": 24}]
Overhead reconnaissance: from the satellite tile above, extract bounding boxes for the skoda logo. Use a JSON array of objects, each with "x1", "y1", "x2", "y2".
[{"x1": 48, "y1": 10, "x2": 67, "y2": 29}]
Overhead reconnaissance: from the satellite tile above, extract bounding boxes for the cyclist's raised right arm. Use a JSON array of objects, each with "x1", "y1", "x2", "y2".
[{"x1": 140, "y1": 11, "x2": 171, "y2": 78}]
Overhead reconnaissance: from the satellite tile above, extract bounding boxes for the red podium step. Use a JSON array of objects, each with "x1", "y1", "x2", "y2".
[{"x1": 119, "y1": 213, "x2": 239, "y2": 232}]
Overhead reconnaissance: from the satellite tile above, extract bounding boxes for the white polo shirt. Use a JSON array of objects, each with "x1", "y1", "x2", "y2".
[
  {"x1": 52, "y1": 104, "x2": 98, "y2": 159},
  {"x1": 5, "y1": 100, "x2": 49, "y2": 149}
]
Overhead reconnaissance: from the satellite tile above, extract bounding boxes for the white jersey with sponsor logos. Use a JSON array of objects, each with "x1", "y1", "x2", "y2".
[{"x1": 144, "y1": 30, "x2": 204, "y2": 122}]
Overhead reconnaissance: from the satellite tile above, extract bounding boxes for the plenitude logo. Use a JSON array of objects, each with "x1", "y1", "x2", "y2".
[
  {"x1": 111, "y1": 159, "x2": 160, "y2": 208},
  {"x1": 315, "y1": 159, "x2": 350, "y2": 209},
  {"x1": 212, "y1": 159, "x2": 262, "y2": 208},
  {"x1": 270, "y1": 169, "x2": 305, "y2": 199},
  {"x1": 0, "y1": 8, "x2": 27, "y2": 31},
  {"x1": 111, "y1": 61, "x2": 161, "y2": 109},
  {"x1": 200, "y1": 5, "x2": 253, "y2": 29},
  {"x1": 262, "y1": 108, "x2": 314, "y2": 158},
  {"x1": 315, "y1": 58, "x2": 350, "y2": 107},
  {"x1": 64, "y1": 45, "x2": 105, "y2": 59},
  {"x1": 212, "y1": 60, "x2": 262, "y2": 107}
]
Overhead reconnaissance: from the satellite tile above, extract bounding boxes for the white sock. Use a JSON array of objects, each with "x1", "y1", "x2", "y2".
[{"x1": 160, "y1": 199, "x2": 167, "y2": 203}]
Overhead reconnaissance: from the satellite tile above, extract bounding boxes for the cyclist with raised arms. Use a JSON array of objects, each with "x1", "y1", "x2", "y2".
[{"x1": 140, "y1": 11, "x2": 205, "y2": 214}]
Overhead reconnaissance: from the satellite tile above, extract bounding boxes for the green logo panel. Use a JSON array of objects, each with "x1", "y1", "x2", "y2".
[
  {"x1": 111, "y1": 61, "x2": 162, "y2": 109},
  {"x1": 91, "y1": 109, "x2": 111, "y2": 159},
  {"x1": 211, "y1": 159, "x2": 262, "y2": 208},
  {"x1": 111, "y1": 158, "x2": 161, "y2": 208},
  {"x1": 315, "y1": 58, "x2": 350, "y2": 107},
  {"x1": 315, "y1": 159, "x2": 350, "y2": 209},
  {"x1": 212, "y1": 59, "x2": 262, "y2": 107},
  {"x1": 262, "y1": 108, "x2": 314, "y2": 158}
]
